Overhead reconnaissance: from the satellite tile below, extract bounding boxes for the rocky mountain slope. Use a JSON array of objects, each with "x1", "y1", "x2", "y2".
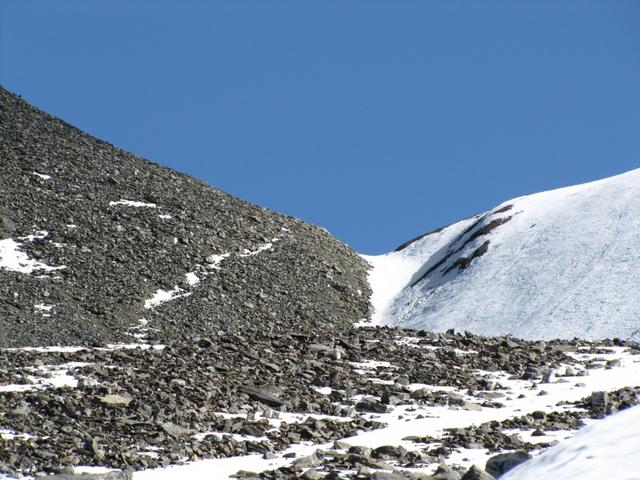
[
  {"x1": 366, "y1": 169, "x2": 640, "y2": 341},
  {"x1": 2, "y1": 87, "x2": 640, "y2": 480},
  {"x1": 0, "y1": 85, "x2": 370, "y2": 347}
]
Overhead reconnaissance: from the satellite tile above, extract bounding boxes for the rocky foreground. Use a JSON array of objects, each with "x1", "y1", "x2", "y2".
[
  {"x1": 3, "y1": 87, "x2": 640, "y2": 479},
  {"x1": 2, "y1": 327, "x2": 639, "y2": 479}
]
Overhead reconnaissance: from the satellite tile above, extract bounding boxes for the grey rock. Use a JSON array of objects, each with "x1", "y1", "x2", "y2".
[
  {"x1": 160, "y1": 422, "x2": 193, "y2": 437},
  {"x1": 238, "y1": 385, "x2": 285, "y2": 407},
  {"x1": 348, "y1": 445, "x2": 373, "y2": 457},
  {"x1": 356, "y1": 399, "x2": 388, "y2": 414},
  {"x1": 374, "y1": 445, "x2": 407, "y2": 459},
  {"x1": 463, "y1": 402, "x2": 482, "y2": 411},
  {"x1": 97, "y1": 394, "x2": 132, "y2": 407},
  {"x1": 373, "y1": 472, "x2": 409, "y2": 480},
  {"x1": 485, "y1": 451, "x2": 531, "y2": 477},
  {"x1": 301, "y1": 469, "x2": 323, "y2": 480},
  {"x1": 461, "y1": 465, "x2": 495, "y2": 480},
  {"x1": 46, "y1": 472, "x2": 132, "y2": 480}
]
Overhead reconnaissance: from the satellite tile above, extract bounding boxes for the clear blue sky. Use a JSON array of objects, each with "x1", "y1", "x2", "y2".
[{"x1": 2, "y1": 1, "x2": 639, "y2": 254}]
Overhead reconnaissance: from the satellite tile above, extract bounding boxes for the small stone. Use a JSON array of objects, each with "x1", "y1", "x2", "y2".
[
  {"x1": 301, "y1": 469, "x2": 322, "y2": 480},
  {"x1": 292, "y1": 454, "x2": 320, "y2": 468},
  {"x1": 374, "y1": 445, "x2": 407, "y2": 459},
  {"x1": 90, "y1": 437, "x2": 105, "y2": 461},
  {"x1": 348, "y1": 445, "x2": 372, "y2": 457},
  {"x1": 197, "y1": 338, "x2": 213, "y2": 348},
  {"x1": 382, "y1": 393, "x2": 404, "y2": 406},
  {"x1": 461, "y1": 465, "x2": 495, "y2": 480},
  {"x1": 606, "y1": 359, "x2": 621, "y2": 369},
  {"x1": 372, "y1": 472, "x2": 409, "y2": 480},
  {"x1": 160, "y1": 422, "x2": 194, "y2": 437},
  {"x1": 238, "y1": 385, "x2": 285, "y2": 407},
  {"x1": 433, "y1": 464, "x2": 462, "y2": 480},
  {"x1": 356, "y1": 399, "x2": 388, "y2": 414},
  {"x1": 98, "y1": 394, "x2": 132, "y2": 407},
  {"x1": 169, "y1": 378, "x2": 186, "y2": 387},
  {"x1": 463, "y1": 402, "x2": 482, "y2": 411},
  {"x1": 239, "y1": 425, "x2": 264, "y2": 437},
  {"x1": 333, "y1": 440, "x2": 351, "y2": 450},
  {"x1": 9, "y1": 401, "x2": 30, "y2": 416}
]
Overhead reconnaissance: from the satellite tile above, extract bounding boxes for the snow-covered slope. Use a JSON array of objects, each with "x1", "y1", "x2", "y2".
[
  {"x1": 365, "y1": 168, "x2": 640, "y2": 340},
  {"x1": 503, "y1": 405, "x2": 640, "y2": 480}
]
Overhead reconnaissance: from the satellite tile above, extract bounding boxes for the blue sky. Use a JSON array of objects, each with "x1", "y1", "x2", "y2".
[{"x1": 1, "y1": 1, "x2": 639, "y2": 254}]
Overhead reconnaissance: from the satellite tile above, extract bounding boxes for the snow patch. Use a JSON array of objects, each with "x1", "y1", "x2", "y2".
[
  {"x1": 140, "y1": 237, "x2": 280, "y2": 323},
  {"x1": 32, "y1": 172, "x2": 51, "y2": 180},
  {"x1": 313, "y1": 386, "x2": 333, "y2": 395},
  {"x1": 0, "y1": 238, "x2": 66, "y2": 274},
  {"x1": 240, "y1": 242, "x2": 274, "y2": 257},
  {"x1": 109, "y1": 200, "x2": 157, "y2": 208},
  {"x1": 185, "y1": 272, "x2": 200, "y2": 286},
  {"x1": 144, "y1": 287, "x2": 191, "y2": 309},
  {"x1": 0, "y1": 362, "x2": 88, "y2": 392},
  {"x1": 5, "y1": 344, "x2": 165, "y2": 354},
  {"x1": 206, "y1": 253, "x2": 230, "y2": 269},
  {"x1": 0, "y1": 429, "x2": 36, "y2": 440},
  {"x1": 34, "y1": 303, "x2": 53, "y2": 312},
  {"x1": 19, "y1": 230, "x2": 49, "y2": 242}
]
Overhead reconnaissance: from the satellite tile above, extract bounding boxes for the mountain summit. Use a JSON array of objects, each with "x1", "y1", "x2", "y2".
[{"x1": 366, "y1": 168, "x2": 640, "y2": 341}]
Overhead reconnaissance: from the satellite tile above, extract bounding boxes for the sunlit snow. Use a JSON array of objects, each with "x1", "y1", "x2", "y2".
[
  {"x1": 144, "y1": 287, "x2": 191, "y2": 309},
  {"x1": 109, "y1": 199, "x2": 157, "y2": 208},
  {"x1": 0, "y1": 238, "x2": 66, "y2": 274},
  {"x1": 503, "y1": 405, "x2": 640, "y2": 480},
  {"x1": 185, "y1": 271, "x2": 200, "y2": 286},
  {"x1": 32, "y1": 172, "x2": 51, "y2": 180},
  {"x1": 365, "y1": 168, "x2": 640, "y2": 340},
  {"x1": 240, "y1": 242, "x2": 273, "y2": 257}
]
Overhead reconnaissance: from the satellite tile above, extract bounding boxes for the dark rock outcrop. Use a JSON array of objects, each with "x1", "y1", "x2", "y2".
[{"x1": 485, "y1": 451, "x2": 531, "y2": 478}]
